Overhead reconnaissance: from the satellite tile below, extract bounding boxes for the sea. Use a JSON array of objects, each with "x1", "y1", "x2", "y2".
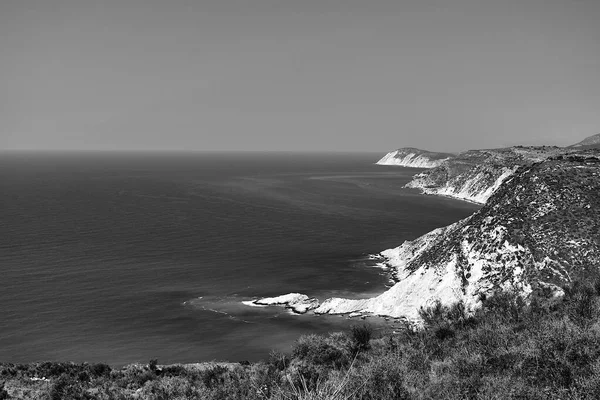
[{"x1": 0, "y1": 152, "x2": 478, "y2": 366}]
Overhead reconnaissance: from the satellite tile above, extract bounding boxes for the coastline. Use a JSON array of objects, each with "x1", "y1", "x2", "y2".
[
  {"x1": 241, "y1": 163, "x2": 492, "y2": 320},
  {"x1": 242, "y1": 152, "x2": 592, "y2": 320}
]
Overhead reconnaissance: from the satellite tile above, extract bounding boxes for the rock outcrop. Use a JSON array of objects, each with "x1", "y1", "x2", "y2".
[{"x1": 245, "y1": 293, "x2": 319, "y2": 314}]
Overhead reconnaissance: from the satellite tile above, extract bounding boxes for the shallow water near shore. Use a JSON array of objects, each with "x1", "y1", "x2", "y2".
[{"x1": 0, "y1": 152, "x2": 478, "y2": 366}]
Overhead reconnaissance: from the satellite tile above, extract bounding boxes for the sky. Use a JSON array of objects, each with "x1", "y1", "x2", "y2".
[{"x1": 1, "y1": 0, "x2": 599, "y2": 152}]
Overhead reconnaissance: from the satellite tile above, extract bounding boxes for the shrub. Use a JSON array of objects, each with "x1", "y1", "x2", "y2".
[
  {"x1": 419, "y1": 300, "x2": 445, "y2": 327},
  {"x1": 0, "y1": 365, "x2": 17, "y2": 378},
  {"x1": 35, "y1": 362, "x2": 68, "y2": 378},
  {"x1": 89, "y1": 363, "x2": 111, "y2": 378},
  {"x1": 117, "y1": 365, "x2": 157, "y2": 389},
  {"x1": 0, "y1": 383, "x2": 8, "y2": 400},
  {"x1": 350, "y1": 324, "x2": 372, "y2": 353},
  {"x1": 286, "y1": 361, "x2": 329, "y2": 394},
  {"x1": 148, "y1": 359, "x2": 158, "y2": 374},
  {"x1": 594, "y1": 275, "x2": 600, "y2": 296},
  {"x1": 247, "y1": 362, "x2": 280, "y2": 398},
  {"x1": 481, "y1": 291, "x2": 526, "y2": 323},
  {"x1": 48, "y1": 375, "x2": 92, "y2": 400},
  {"x1": 137, "y1": 376, "x2": 208, "y2": 400},
  {"x1": 419, "y1": 300, "x2": 473, "y2": 333},
  {"x1": 343, "y1": 356, "x2": 410, "y2": 400},
  {"x1": 268, "y1": 350, "x2": 289, "y2": 371},
  {"x1": 77, "y1": 370, "x2": 90, "y2": 383},
  {"x1": 159, "y1": 364, "x2": 188, "y2": 378},
  {"x1": 434, "y1": 325, "x2": 455, "y2": 341},
  {"x1": 565, "y1": 281, "x2": 598, "y2": 322},
  {"x1": 575, "y1": 359, "x2": 600, "y2": 399},
  {"x1": 425, "y1": 351, "x2": 486, "y2": 399},
  {"x1": 201, "y1": 365, "x2": 228, "y2": 389},
  {"x1": 292, "y1": 334, "x2": 350, "y2": 369}
]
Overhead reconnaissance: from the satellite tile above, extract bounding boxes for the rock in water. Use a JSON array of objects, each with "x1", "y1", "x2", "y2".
[{"x1": 250, "y1": 293, "x2": 320, "y2": 314}]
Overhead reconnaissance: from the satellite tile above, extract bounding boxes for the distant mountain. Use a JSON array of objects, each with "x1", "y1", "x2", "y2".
[
  {"x1": 569, "y1": 133, "x2": 600, "y2": 149},
  {"x1": 405, "y1": 146, "x2": 563, "y2": 204},
  {"x1": 376, "y1": 148, "x2": 455, "y2": 168},
  {"x1": 314, "y1": 151, "x2": 600, "y2": 319}
]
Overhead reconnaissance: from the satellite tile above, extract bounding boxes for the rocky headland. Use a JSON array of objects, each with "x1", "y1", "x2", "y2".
[{"x1": 376, "y1": 147, "x2": 455, "y2": 168}]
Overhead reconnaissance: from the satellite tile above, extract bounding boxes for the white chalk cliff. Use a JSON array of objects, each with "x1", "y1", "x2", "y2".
[
  {"x1": 376, "y1": 148, "x2": 454, "y2": 168},
  {"x1": 406, "y1": 164, "x2": 518, "y2": 204}
]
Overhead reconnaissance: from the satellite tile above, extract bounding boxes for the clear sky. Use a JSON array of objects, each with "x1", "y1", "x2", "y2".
[{"x1": 1, "y1": 0, "x2": 599, "y2": 152}]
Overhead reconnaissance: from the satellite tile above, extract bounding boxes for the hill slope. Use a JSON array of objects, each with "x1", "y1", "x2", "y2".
[
  {"x1": 570, "y1": 133, "x2": 600, "y2": 149},
  {"x1": 405, "y1": 146, "x2": 563, "y2": 204}
]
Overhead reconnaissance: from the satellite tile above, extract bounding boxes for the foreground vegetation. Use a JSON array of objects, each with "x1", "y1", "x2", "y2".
[{"x1": 2, "y1": 279, "x2": 600, "y2": 399}]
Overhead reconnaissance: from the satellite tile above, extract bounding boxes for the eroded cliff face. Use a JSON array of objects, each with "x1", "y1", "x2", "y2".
[
  {"x1": 376, "y1": 148, "x2": 455, "y2": 168},
  {"x1": 405, "y1": 146, "x2": 563, "y2": 204},
  {"x1": 382, "y1": 135, "x2": 600, "y2": 203},
  {"x1": 314, "y1": 152, "x2": 600, "y2": 320}
]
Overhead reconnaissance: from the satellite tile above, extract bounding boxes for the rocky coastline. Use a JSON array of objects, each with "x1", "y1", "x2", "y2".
[{"x1": 246, "y1": 137, "x2": 600, "y2": 322}]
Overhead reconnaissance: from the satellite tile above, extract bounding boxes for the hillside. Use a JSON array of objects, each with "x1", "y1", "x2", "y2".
[
  {"x1": 405, "y1": 146, "x2": 563, "y2": 204},
  {"x1": 570, "y1": 133, "x2": 600, "y2": 149},
  {"x1": 300, "y1": 152, "x2": 600, "y2": 319},
  {"x1": 376, "y1": 148, "x2": 455, "y2": 168},
  {"x1": 400, "y1": 134, "x2": 600, "y2": 204}
]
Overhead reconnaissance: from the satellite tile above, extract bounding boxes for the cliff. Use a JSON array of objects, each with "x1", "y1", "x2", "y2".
[
  {"x1": 402, "y1": 134, "x2": 600, "y2": 204},
  {"x1": 405, "y1": 146, "x2": 563, "y2": 204},
  {"x1": 376, "y1": 148, "x2": 455, "y2": 168},
  {"x1": 313, "y1": 151, "x2": 600, "y2": 319}
]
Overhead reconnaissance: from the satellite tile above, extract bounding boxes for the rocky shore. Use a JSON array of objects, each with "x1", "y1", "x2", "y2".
[{"x1": 246, "y1": 142, "x2": 600, "y2": 322}]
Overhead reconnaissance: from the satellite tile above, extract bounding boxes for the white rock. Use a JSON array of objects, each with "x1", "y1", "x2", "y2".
[
  {"x1": 376, "y1": 150, "x2": 449, "y2": 168},
  {"x1": 249, "y1": 293, "x2": 320, "y2": 314}
]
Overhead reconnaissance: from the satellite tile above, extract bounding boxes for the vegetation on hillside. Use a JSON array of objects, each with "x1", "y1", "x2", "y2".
[
  {"x1": 398, "y1": 156, "x2": 600, "y2": 304},
  {"x1": 2, "y1": 277, "x2": 600, "y2": 399}
]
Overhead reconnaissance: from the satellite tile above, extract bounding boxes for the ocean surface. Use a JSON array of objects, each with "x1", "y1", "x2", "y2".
[{"x1": 0, "y1": 152, "x2": 478, "y2": 366}]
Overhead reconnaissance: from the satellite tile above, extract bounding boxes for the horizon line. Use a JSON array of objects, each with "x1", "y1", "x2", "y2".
[{"x1": 0, "y1": 148, "x2": 387, "y2": 154}]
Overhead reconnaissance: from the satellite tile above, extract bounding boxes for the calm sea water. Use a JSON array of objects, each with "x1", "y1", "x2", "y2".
[{"x1": 0, "y1": 152, "x2": 477, "y2": 366}]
